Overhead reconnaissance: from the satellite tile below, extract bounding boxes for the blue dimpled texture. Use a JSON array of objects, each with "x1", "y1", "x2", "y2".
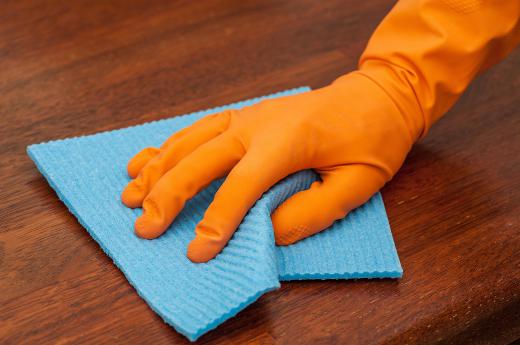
[{"x1": 27, "y1": 87, "x2": 402, "y2": 341}]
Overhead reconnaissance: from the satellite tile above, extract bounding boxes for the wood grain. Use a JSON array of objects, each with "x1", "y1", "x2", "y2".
[{"x1": 0, "y1": 0, "x2": 519, "y2": 344}]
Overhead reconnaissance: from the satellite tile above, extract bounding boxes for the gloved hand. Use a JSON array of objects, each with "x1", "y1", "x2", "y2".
[
  {"x1": 121, "y1": 72, "x2": 415, "y2": 262},
  {"x1": 122, "y1": 0, "x2": 519, "y2": 263}
]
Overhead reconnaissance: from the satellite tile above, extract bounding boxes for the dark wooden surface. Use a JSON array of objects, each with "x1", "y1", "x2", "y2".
[{"x1": 1, "y1": 0, "x2": 519, "y2": 344}]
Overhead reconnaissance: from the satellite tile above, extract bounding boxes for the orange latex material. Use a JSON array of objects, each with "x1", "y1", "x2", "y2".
[{"x1": 122, "y1": 0, "x2": 519, "y2": 263}]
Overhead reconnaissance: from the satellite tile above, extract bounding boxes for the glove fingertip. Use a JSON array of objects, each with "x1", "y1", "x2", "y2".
[
  {"x1": 274, "y1": 222, "x2": 310, "y2": 246},
  {"x1": 186, "y1": 236, "x2": 220, "y2": 263},
  {"x1": 121, "y1": 184, "x2": 144, "y2": 208},
  {"x1": 187, "y1": 222, "x2": 229, "y2": 263},
  {"x1": 134, "y1": 201, "x2": 167, "y2": 239},
  {"x1": 127, "y1": 147, "x2": 160, "y2": 178}
]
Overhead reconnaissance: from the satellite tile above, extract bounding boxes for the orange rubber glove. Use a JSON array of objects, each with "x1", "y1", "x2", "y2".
[{"x1": 122, "y1": 0, "x2": 519, "y2": 263}]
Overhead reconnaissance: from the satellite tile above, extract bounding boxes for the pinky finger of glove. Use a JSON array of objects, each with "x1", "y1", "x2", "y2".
[
  {"x1": 126, "y1": 111, "x2": 233, "y2": 179},
  {"x1": 271, "y1": 164, "x2": 387, "y2": 246},
  {"x1": 127, "y1": 147, "x2": 160, "y2": 178}
]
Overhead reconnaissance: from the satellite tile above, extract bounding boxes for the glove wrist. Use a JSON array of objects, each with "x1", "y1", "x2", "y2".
[
  {"x1": 331, "y1": 71, "x2": 420, "y2": 144},
  {"x1": 328, "y1": 71, "x2": 415, "y2": 177},
  {"x1": 352, "y1": 63, "x2": 427, "y2": 143}
]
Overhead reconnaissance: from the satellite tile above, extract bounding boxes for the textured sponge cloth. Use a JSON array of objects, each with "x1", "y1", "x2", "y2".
[{"x1": 27, "y1": 87, "x2": 402, "y2": 341}]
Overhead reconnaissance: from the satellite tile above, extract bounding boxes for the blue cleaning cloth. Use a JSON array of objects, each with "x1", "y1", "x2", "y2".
[{"x1": 28, "y1": 87, "x2": 402, "y2": 341}]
